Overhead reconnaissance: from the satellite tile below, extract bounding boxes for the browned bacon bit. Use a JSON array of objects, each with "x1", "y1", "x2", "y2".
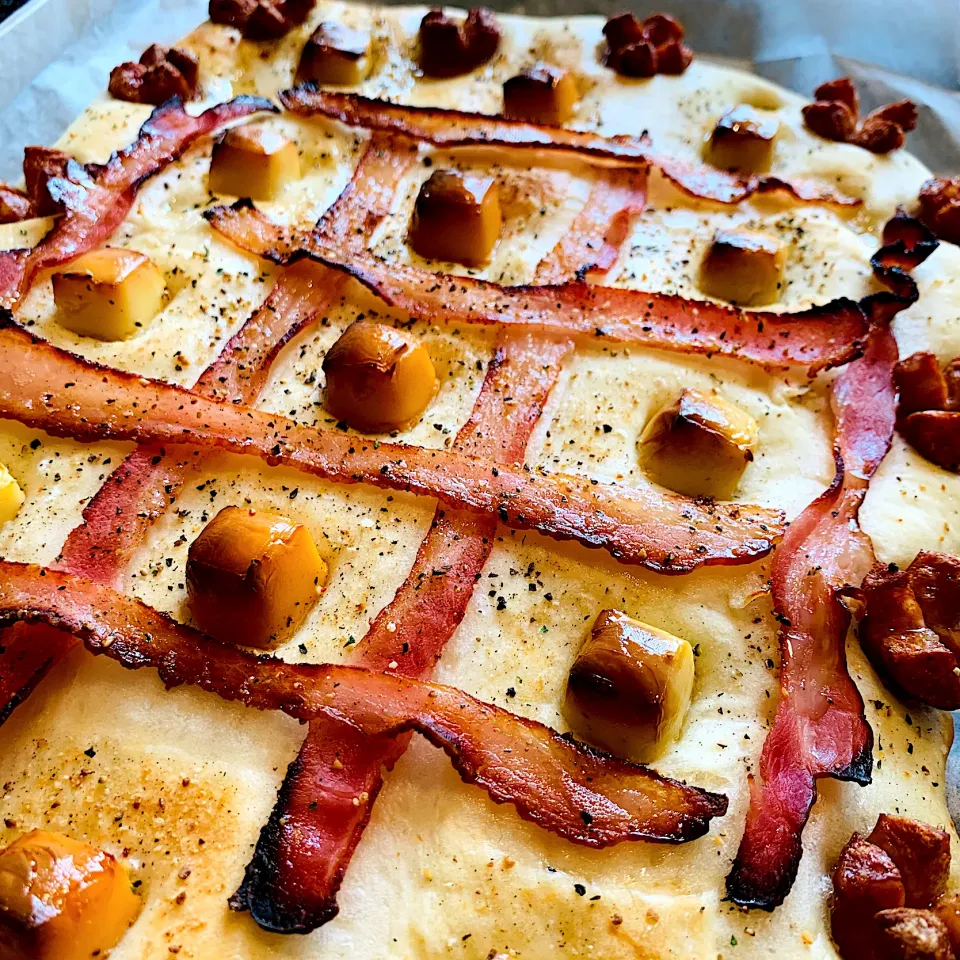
[
  {"x1": 602, "y1": 12, "x2": 693, "y2": 78},
  {"x1": 860, "y1": 552, "x2": 960, "y2": 711},
  {"x1": 0, "y1": 316, "x2": 784, "y2": 572},
  {"x1": 875, "y1": 909, "x2": 955, "y2": 960},
  {"x1": 726, "y1": 214, "x2": 938, "y2": 913},
  {"x1": 418, "y1": 7, "x2": 500, "y2": 77},
  {"x1": 278, "y1": 87, "x2": 861, "y2": 208},
  {"x1": 830, "y1": 816, "x2": 954, "y2": 960},
  {"x1": 209, "y1": 0, "x2": 314, "y2": 39},
  {"x1": 868, "y1": 815, "x2": 951, "y2": 909},
  {"x1": 918, "y1": 177, "x2": 960, "y2": 246},
  {"x1": 108, "y1": 44, "x2": 201, "y2": 105},
  {"x1": 833, "y1": 835, "x2": 906, "y2": 960},
  {"x1": 0, "y1": 95, "x2": 274, "y2": 309},
  {"x1": 0, "y1": 147, "x2": 75, "y2": 225},
  {"x1": 892, "y1": 348, "x2": 960, "y2": 472},
  {"x1": 0, "y1": 134, "x2": 414, "y2": 724},
  {"x1": 803, "y1": 77, "x2": 918, "y2": 154},
  {"x1": 0, "y1": 560, "x2": 729, "y2": 847},
  {"x1": 206, "y1": 199, "x2": 870, "y2": 375}
]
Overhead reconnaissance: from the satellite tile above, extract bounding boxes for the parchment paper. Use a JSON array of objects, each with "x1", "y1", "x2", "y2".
[
  {"x1": 2, "y1": 0, "x2": 960, "y2": 178},
  {"x1": 3, "y1": 0, "x2": 960, "y2": 819}
]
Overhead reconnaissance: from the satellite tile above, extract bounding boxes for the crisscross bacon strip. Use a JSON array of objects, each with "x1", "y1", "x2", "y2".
[
  {"x1": 234, "y1": 172, "x2": 648, "y2": 932},
  {"x1": 0, "y1": 561, "x2": 729, "y2": 847},
  {"x1": 235, "y1": 332, "x2": 574, "y2": 931},
  {"x1": 0, "y1": 134, "x2": 415, "y2": 717},
  {"x1": 0, "y1": 95, "x2": 275, "y2": 308},
  {"x1": 0, "y1": 317, "x2": 783, "y2": 568},
  {"x1": 279, "y1": 87, "x2": 860, "y2": 209},
  {"x1": 726, "y1": 213, "x2": 938, "y2": 911},
  {"x1": 206, "y1": 201, "x2": 869, "y2": 375},
  {"x1": 534, "y1": 168, "x2": 647, "y2": 283}
]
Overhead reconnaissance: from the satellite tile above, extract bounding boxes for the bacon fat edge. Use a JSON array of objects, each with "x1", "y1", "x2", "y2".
[
  {"x1": 205, "y1": 200, "x2": 869, "y2": 376},
  {"x1": 230, "y1": 173, "x2": 636, "y2": 932},
  {"x1": 279, "y1": 86, "x2": 860, "y2": 209},
  {"x1": 0, "y1": 96, "x2": 276, "y2": 309},
  {"x1": 0, "y1": 561, "x2": 729, "y2": 848},
  {"x1": 725, "y1": 212, "x2": 939, "y2": 911}
]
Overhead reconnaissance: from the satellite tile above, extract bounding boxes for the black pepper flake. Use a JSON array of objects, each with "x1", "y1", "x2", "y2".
[{"x1": 574, "y1": 882, "x2": 587, "y2": 896}]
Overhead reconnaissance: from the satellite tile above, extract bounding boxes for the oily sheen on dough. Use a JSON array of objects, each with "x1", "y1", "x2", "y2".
[{"x1": 0, "y1": 3, "x2": 957, "y2": 957}]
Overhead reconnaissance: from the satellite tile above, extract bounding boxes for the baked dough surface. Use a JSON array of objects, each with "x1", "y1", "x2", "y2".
[{"x1": 0, "y1": 3, "x2": 957, "y2": 957}]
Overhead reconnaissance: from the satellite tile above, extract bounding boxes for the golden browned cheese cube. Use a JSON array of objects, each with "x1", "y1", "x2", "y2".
[
  {"x1": 209, "y1": 124, "x2": 301, "y2": 201},
  {"x1": 0, "y1": 463, "x2": 24, "y2": 527},
  {"x1": 0, "y1": 830, "x2": 140, "y2": 960},
  {"x1": 186, "y1": 506, "x2": 328, "y2": 649},
  {"x1": 323, "y1": 319, "x2": 437, "y2": 432},
  {"x1": 563, "y1": 609, "x2": 695, "y2": 763},
  {"x1": 639, "y1": 388, "x2": 759, "y2": 499},
  {"x1": 409, "y1": 169, "x2": 502, "y2": 267},
  {"x1": 698, "y1": 228, "x2": 786, "y2": 306},
  {"x1": 706, "y1": 104, "x2": 779, "y2": 174},
  {"x1": 297, "y1": 22, "x2": 372, "y2": 86},
  {"x1": 502, "y1": 63, "x2": 579, "y2": 125},
  {"x1": 52, "y1": 247, "x2": 166, "y2": 341}
]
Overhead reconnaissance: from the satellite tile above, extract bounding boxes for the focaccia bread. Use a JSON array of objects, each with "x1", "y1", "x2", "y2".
[{"x1": 0, "y1": 3, "x2": 959, "y2": 959}]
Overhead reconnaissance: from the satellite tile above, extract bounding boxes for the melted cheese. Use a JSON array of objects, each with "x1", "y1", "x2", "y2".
[{"x1": 0, "y1": 4, "x2": 956, "y2": 958}]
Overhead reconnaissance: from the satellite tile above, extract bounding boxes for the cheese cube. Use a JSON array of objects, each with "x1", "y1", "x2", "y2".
[
  {"x1": 0, "y1": 463, "x2": 24, "y2": 526},
  {"x1": 564, "y1": 610, "x2": 695, "y2": 763},
  {"x1": 639, "y1": 388, "x2": 759, "y2": 499},
  {"x1": 186, "y1": 506, "x2": 328, "y2": 649},
  {"x1": 52, "y1": 248, "x2": 166, "y2": 341},
  {"x1": 698, "y1": 228, "x2": 785, "y2": 306},
  {"x1": 209, "y1": 124, "x2": 301, "y2": 201},
  {"x1": 0, "y1": 830, "x2": 141, "y2": 960}
]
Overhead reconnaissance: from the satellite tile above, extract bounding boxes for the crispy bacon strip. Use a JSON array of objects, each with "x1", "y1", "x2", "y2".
[
  {"x1": 235, "y1": 332, "x2": 574, "y2": 930},
  {"x1": 235, "y1": 173, "x2": 650, "y2": 932},
  {"x1": 535, "y1": 168, "x2": 647, "y2": 283},
  {"x1": 726, "y1": 214, "x2": 938, "y2": 911},
  {"x1": 0, "y1": 317, "x2": 784, "y2": 572},
  {"x1": 0, "y1": 96, "x2": 275, "y2": 308},
  {"x1": 206, "y1": 201, "x2": 869, "y2": 375},
  {"x1": 279, "y1": 87, "x2": 860, "y2": 208},
  {"x1": 0, "y1": 561, "x2": 729, "y2": 846},
  {"x1": 0, "y1": 135, "x2": 415, "y2": 715}
]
